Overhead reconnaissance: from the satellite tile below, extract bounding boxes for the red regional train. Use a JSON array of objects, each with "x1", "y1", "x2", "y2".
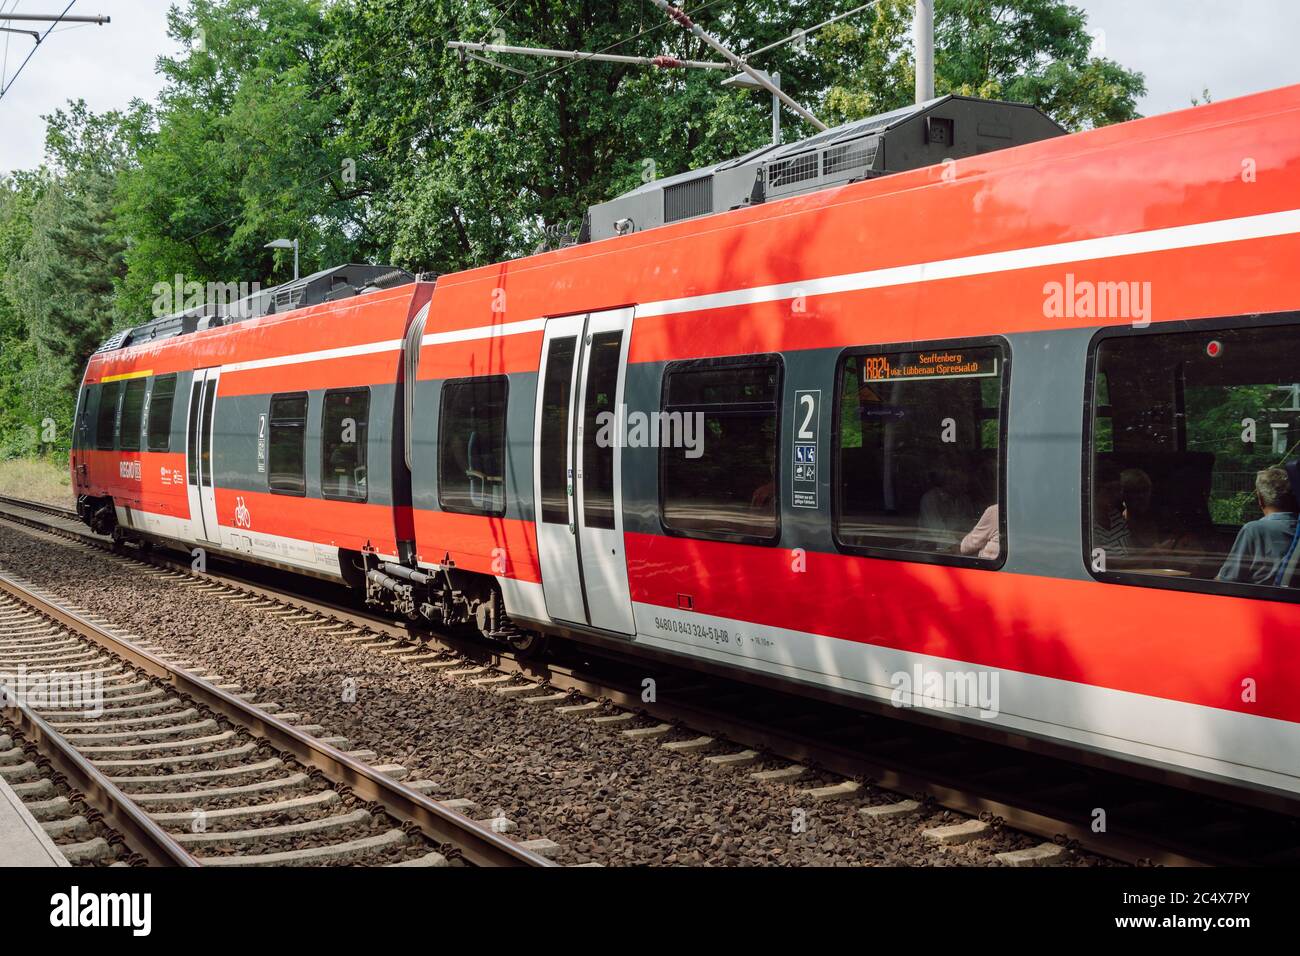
[{"x1": 72, "y1": 86, "x2": 1300, "y2": 808}]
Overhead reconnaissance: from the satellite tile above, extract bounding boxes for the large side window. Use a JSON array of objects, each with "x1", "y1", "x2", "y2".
[
  {"x1": 147, "y1": 375, "x2": 177, "y2": 452},
  {"x1": 95, "y1": 381, "x2": 122, "y2": 451},
  {"x1": 660, "y1": 356, "x2": 782, "y2": 543},
  {"x1": 268, "y1": 393, "x2": 308, "y2": 496},
  {"x1": 321, "y1": 388, "x2": 369, "y2": 501},
  {"x1": 1088, "y1": 320, "x2": 1300, "y2": 598},
  {"x1": 119, "y1": 379, "x2": 147, "y2": 452},
  {"x1": 834, "y1": 341, "x2": 1006, "y2": 565},
  {"x1": 439, "y1": 376, "x2": 508, "y2": 516}
]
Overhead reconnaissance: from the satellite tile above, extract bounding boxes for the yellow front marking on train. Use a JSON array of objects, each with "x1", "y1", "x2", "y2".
[{"x1": 99, "y1": 369, "x2": 154, "y2": 383}]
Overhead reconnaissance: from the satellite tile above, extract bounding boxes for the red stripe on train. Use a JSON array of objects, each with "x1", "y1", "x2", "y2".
[
  {"x1": 628, "y1": 234, "x2": 1300, "y2": 365},
  {"x1": 74, "y1": 449, "x2": 190, "y2": 518},
  {"x1": 85, "y1": 285, "x2": 424, "y2": 384},
  {"x1": 211, "y1": 488, "x2": 405, "y2": 555},
  {"x1": 412, "y1": 508, "x2": 541, "y2": 582},
  {"x1": 416, "y1": 331, "x2": 545, "y2": 380},
  {"x1": 624, "y1": 531, "x2": 1300, "y2": 723},
  {"x1": 433, "y1": 89, "x2": 1300, "y2": 335},
  {"x1": 219, "y1": 352, "x2": 406, "y2": 397}
]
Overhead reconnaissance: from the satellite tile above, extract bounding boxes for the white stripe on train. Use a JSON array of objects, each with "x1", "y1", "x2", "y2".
[
  {"x1": 508, "y1": 576, "x2": 1300, "y2": 797},
  {"x1": 186, "y1": 206, "x2": 1300, "y2": 377}
]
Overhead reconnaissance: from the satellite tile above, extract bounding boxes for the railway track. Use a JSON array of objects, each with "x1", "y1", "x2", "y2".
[
  {"x1": 4, "y1": 494, "x2": 1298, "y2": 867},
  {"x1": 0, "y1": 538, "x2": 553, "y2": 867}
]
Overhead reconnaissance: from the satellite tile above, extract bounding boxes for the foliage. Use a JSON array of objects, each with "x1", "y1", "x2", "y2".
[
  {"x1": 818, "y1": 0, "x2": 1144, "y2": 128},
  {"x1": 0, "y1": 0, "x2": 1147, "y2": 461}
]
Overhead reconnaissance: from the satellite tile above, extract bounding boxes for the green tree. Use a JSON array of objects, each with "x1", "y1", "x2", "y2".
[
  {"x1": 818, "y1": 0, "x2": 1145, "y2": 129},
  {"x1": 0, "y1": 0, "x2": 1153, "y2": 445},
  {"x1": 116, "y1": 0, "x2": 366, "y2": 313},
  {"x1": 0, "y1": 103, "x2": 148, "y2": 456},
  {"x1": 0, "y1": 172, "x2": 47, "y2": 456},
  {"x1": 326, "y1": 0, "x2": 806, "y2": 271}
]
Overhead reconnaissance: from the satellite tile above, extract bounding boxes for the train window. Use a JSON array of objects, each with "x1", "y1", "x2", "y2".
[
  {"x1": 582, "y1": 331, "x2": 623, "y2": 531},
  {"x1": 268, "y1": 393, "x2": 308, "y2": 496},
  {"x1": 834, "y1": 341, "x2": 1007, "y2": 566},
  {"x1": 659, "y1": 356, "x2": 782, "y2": 543},
  {"x1": 119, "y1": 379, "x2": 147, "y2": 452},
  {"x1": 322, "y1": 389, "x2": 370, "y2": 501},
  {"x1": 146, "y1": 375, "x2": 177, "y2": 452},
  {"x1": 200, "y1": 379, "x2": 217, "y2": 487},
  {"x1": 95, "y1": 381, "x2": 121, "y2": 451},
  {"x1": 186, "y1": 381, "x2": 202, "y2": 486},
  {"x1": 539, "y1": 337, "x2": 577, "y2": 524},
  {"x1": 1087, "y1": 320, "x2": 1300, "y2": 599},
  {"x1": 439, "y1": 376, "x2": 508, "y2": 516}
]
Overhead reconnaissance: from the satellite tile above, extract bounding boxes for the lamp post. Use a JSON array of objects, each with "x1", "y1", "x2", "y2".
[{"x1": 264, "y1": 238, "x2": 299, "y2": 281}]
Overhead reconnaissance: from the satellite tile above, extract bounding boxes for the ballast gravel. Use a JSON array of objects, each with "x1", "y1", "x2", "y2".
[{"x1": 0, "y1": 522, "x2": 1109, "y2": 867}]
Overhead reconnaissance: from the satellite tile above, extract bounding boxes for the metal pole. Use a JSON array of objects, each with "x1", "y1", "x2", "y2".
[
  {"x1": 447, "y1": 40, "x2": 728, "y2": 71},
  {"x1": 771, "y1": 71, "x2": 780, "y2": 145},
  {"x1": 293, "y1": 240, "x2": 299, "y2": 281},
  {"x1": 647, "y1": 0, "x2": 827, "y2": 131},
  {"x1": 0, "y1": 13, "x2": 110, "y2": 23},
  {"x1": 914, "y1": 0, "x2": 934, "y2": 104}
]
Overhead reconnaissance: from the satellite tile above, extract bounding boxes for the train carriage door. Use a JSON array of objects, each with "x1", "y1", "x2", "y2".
[
  {"x1": 533, "y1": 308, "x2": 635, "y2": 635},
  {"x1": 186, "y1": 368, "x2": 223, "y2": 544},
  {"x1": 534, "y1": 316, "x2": 587, "y2": 625}
]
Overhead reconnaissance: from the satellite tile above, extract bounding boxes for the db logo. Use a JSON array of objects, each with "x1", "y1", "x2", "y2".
[{"x1": 234, "y1": 496, "x2": 252, "y2": 529}]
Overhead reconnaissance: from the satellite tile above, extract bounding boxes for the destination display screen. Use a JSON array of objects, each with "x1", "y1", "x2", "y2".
[{"x1": 860, "y1": 348, "x2": 1000, "y2": 384}]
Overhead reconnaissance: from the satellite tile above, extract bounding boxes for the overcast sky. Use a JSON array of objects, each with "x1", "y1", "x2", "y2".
[{"x1": 1, "y1": 0, "x2": 1297, "y2": 174}]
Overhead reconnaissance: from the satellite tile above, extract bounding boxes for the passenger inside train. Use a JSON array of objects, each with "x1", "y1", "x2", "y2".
[
  {"x1": 1214, "y1": 466, "x2": 1298, "y2": 585},
  {"x1": 836, "y1": 344, "x2": 1003, "y2": 563},
  {"x1": 1090, "y1": 323, "x2": 1300, "y2": 593}
]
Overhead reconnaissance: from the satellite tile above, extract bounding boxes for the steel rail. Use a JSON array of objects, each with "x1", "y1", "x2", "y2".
[
  {"x1": 0, "y1": 494, "x2": 76, "y2": 519},
  {"x1": 0, "y1": 494, "x2": 1270, "y2": 866},
  {"x1": 0, "y1": 565, "x2": 553, "y2": 868},
  {"x1": 60, "y1": 538, "x2": 1204, "y2": 865},
  {"x1": 1, "y1": 658, "x2": 199, "y2": 867}
]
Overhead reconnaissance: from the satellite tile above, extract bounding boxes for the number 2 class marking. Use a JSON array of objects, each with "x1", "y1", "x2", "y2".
[{"x1": 798, "y1": 393, "x2": 815, "y2": 439}]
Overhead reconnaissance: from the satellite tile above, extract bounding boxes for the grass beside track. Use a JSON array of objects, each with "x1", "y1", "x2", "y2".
[{"x1": 0, "y1": 457, "x2": 73, "y2": 508}]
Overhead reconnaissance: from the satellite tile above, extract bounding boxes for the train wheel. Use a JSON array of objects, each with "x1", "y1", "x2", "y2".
[{"x1": 506, "y1": 630, "x2": 549, "y2": 658}]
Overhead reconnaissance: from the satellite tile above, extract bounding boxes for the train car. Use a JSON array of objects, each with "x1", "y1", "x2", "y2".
[
  {"x1": 395, "y1": 85, "x2": 1300, "y2": 807},
  {"x1": 73, "y1": 265, "x2": 429, "y2": 582},
  {"x1": 74, "y1": 85, "x2": 1300, "y2": 809}
]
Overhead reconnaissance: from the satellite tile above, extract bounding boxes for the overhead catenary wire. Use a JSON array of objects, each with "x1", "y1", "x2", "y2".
[
  {"x1": 646, "y1": 0, "x2": 826, "y2": 130},
  {"x1": 460, "y1": 0, "x2": 739, "y2": 118},
  {"x1": 0, "y1": 0, "x2": 96, "y2": 103},
  {"x1": 744, "y1": 0, "x2": 880, "y2": 60},
  {"x1": 0, "y1": 0, "x2": 20, "y2": 95},
  {"x1": 448, "y1": 40, "x2": 730, "y2": 72}
]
